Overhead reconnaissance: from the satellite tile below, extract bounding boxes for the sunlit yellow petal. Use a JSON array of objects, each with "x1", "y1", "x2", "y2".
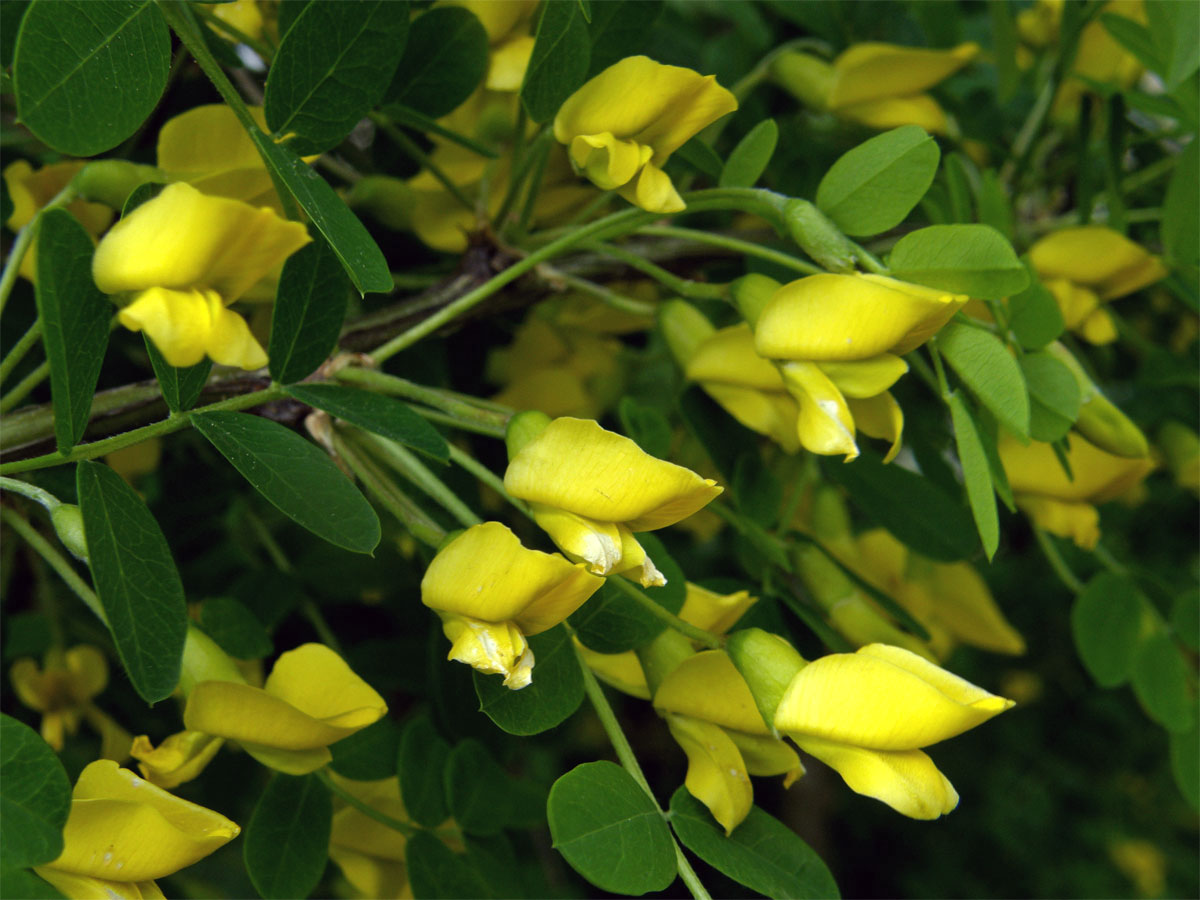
[
  {"x1": 570, "y1": 132, "x2": 647, "y2": 190},
  {"x1": 654, "y1": 651, "x2": 772, "y2": 736},
  {"x1": 620, "y1": 160, "x2": 685, "y2": 214},
  {"x1": 613, "y1": 525, "x2": 666, "y2": 587},
  {"x1": 829, "y1": 42, "x2": 979, "y2": 108},
  {"x1": 183, "y1": 681, "x2": 360, "y2": 750},
  {"x1": 702, "y1": 383, "x2": 802, "y2": 452},
  {"x1": 836, "y1": 94, "x2": 949, "y2": 134},
  {"x1": 820, "y1": 355, "x2": 909, "y2": 398},
  {"x1": 441, "y1": 614, "x2": 534, "y2": 689},
  {"x1": 679, "y1": 583, "x2": 756, "y2": 635},
  {"x1": 725, "y1": 730, "x2": 804, "y2": 785},
  {"x1": 34, "y1": 868, "x2": 161, "y2": 900},
  {"x1": 1029, "y1": 226, "x2": 1166, "y2": 299},
  {"x1": 999, "y1": 432, "x2": 1154, "y2": 502},
  {"x1": 574, "y1": 641, "x2": 650, "y2": 699},
  {"x1": 1045, "y1": 279, "x2": 1100, "y2": 330},
  {"x1": 665, "y1": 714, "x2": 753, "y2": 836},
  {"x1": 1080, "y1": 308, "x2": 1118, "y2": 344},
  {"x1": 242, "y1": 743, "x2": 333, "y2": 775},
  {"x1": 531, "y1": 504, "x2": 625, "y2": 575},
  {"x1": 846, "y1": 391, "x2": 904, "y2": 463},
  {"x1": 202, "y1": 294, "x2": 268, "y2": 370},
  {"x1": 118, "y1": 288, "x2": 214, "y2": 369},
  {"x1": 687, "y1": 323, "x2": 785, "y2": 390},
  {"x1": 156, "y1": 105, "x2": 269, "y2": 186},
  {"x1": 264, "y1": 644, "x2": 388, "y2": 731},
  {"x1": 780, "y1": 361, "x2": 859, "y2": 460},
  {"x1": 1016, "y1": 496, "x2": 1102, "y2": 549}
]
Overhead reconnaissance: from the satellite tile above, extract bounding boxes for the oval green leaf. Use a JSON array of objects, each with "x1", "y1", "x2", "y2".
[
  {"x1": 35, "y1": 210, "x2": 111, "y2": 454},
  {"x1": 328, "y1": 716, "x2": 401, "y2": 782},
  {"x1": 445, "y1": 739, "x2": 512, "y2": 836},
  {"x1": 948, "y1": 392, "x2": 999, "y2": 561},
  {"x1": 1070, "y1": 572, "x2": 1144, "y2": 688},
  {"x1": 0, "y1": 713, "x2": 72, "y2": 869},
  {"x1": 937, "y1": 320, "x2": 1030, "y2": 441},
  {"x1": 265, "y1": 0, "x2": 409, "y2": 155},
  {"x1": 719, "y1": 119, "x2": 779, "y2": 189},
  {"x1": 547, "y1": 761, "x2": 676, "y2": 895},
  {"x1": 397, "y1": 713, "x2": 451, "y2": 828},
  {"x1": 268, "y1": 233, "x2": 351, "y2": 384},
  {"x1": 76, "y1": 460, "x2": 187, "y2": 703},
  {"x1": 1169, "y1": 726, "x2": 1199, "y2": 811},
  {"x1": 522, "y1": 0, "x2": 591, "y2": 123},
  {"x1": 243, "y1": 773, "x2": 332, "y2": 900},
  {"x1": 669, "y1": 787, "x2": 840, "y2": 899},
  {"x1": 1008, "y1": 265, "x2": 1065, "y2": 350},
  {"x1": 14, "y1": 0, "x2": 170, "y2": 155},
  {"x1": 285, "y1": 384, "x2": 449, "y2": 462},
  {"x1": 888, "y1": 224, "x2": 1029, "y2": 300},
  {"x1": 192, "y1": 411, "x2": 381, "y2": 554},
  {"x1": 1020, "y1": 351, "x2": 1081, "y2": 443},
  {"x1": 406, "y1": 831, "x2": 491, "y2": 899},
  {"x1": 586, "y1": 0, "x2": 663, "y2": 75},
  {"x1": 816, "y1": 125, "x2": 939, "y2": 237},
  {"x1": 385, "y1": 6, "x2": 488, "y2": 118},
  {"x1": 248, "y1": 130, "x2": 393, "y2": 296},
  {"x1": 1132, "y1": 632, "x2": 1196, "y2": 733},
  {"x1": 474, "y1": 625, "x2": 583, "y2": 735},
  {"x1": 199, "y1": 596, "x2": 273, "y2": 660}
]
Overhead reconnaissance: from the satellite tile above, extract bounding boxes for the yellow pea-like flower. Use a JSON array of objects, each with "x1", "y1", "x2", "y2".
[
  {"x1": 998, "y1": 431, "x2": 1154, "y2": 549},
  {"x1": 34, "y1": 760, "x2": 239, "y2": 898},
  {"x1": 130, "y1": 731, "x2": 225, "y2": 790},
  {"x1": 554, "y1": 56, "x2": 737, "y2": 213},
  {"x1": 773, "y1": 644, "x2": 1013, "y2": 819},
  {"x1": 504, "y1": 417, "x2": 723, "y2": 584},
  {"x1": 654, "y1": 651, "x2": 803, "y2": 835},
  {"x1": 92, "y1": 182, "x2": 311, "y2": 369},
  {"x1": 181, "y1": 643, "x2": 388, "y2": 774},
  {"x1": 421, "y1": 521, "x2": 604, "y2": 689}
]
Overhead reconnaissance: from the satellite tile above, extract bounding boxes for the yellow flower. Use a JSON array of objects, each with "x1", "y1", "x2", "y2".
[
  {"x1": 92, "y1": 182, "x2": 311, "y2": 369},
  {"x1": 504, "y1": 416, "x2": 723, "y2": 584},
  {"x1": 443, "y1": 0, "x2": 538, "y2": 90},
  {"x1": 176, "y1": 642, "x2": 387, "y2": 775},
  {"x1": 999, "y1": 431, "x2": 1154, "y2": 549},
  {"x1": 754, "y1": 274, "x2": 968, "y2": 461},
  {"x1": 774, "y1": 643, "x2": 1014, "y2": 819},
  {"x1": 3, "y1": 159, "x2": 115, "y2": 281},
  {"x1": 421, "y1": 521, "x2": 604, "y2": 689},
  {"x1": 653, "y1": 651, "x2": 803, "y2": 834},
  {"x1": 204, "y1": 0, "x2": 264, "y2": 42},
  {"x1": 1056, "y1": 1, "x2": 1147, "y2": 116},
  {"x1": 10, "y1": 645, "x2": 132, "y2": 761},
  {"x1": 771, "y1": 42, "x2": 978, "y2": 135},
  {"x1": 130, "y1": 731, "x2": 225, "y2": 790},
  {"x1": 1029, "y1": 226, "x2": 1167, "y2": 345},
  {"x1": 33, "y1": 759, "x2": 239, "y2": 899},
  {"x1": 554, "y1": 56, "x2": 737, "y2": 213},
  {"x1": 578, "y1": 582, "x2": 757, "y2": 699}
]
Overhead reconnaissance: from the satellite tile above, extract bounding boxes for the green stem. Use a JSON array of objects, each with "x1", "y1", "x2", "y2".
[
  {"x1": 0, "y1": 319, "x2": 43, "y2": 385},
  {"x1": 414, "y1": 406, "x2": 507, "y2": 439},
  {"x1": 570, "y1": 636, "x2": 712, "y2": 900},
  {"x1": 544, "y1": 270, "x2": 659, "y2": 318},
  {"x1": 357, "y1": 431, "x2": 481, "y2": 528},
  {"x1": 1, "y1": 508, "x2": 107, "y2": 624},
  {"x1": 514, "y1": 136, "x2": 553, "y2": 236},
  {"x1": 334, "y1": 432, "x2": 447, "y2": 548},
  {"x1": 1034, "y1": 528, "x2": 1085, "y2": 595},
  {"x1": 635, "y1": 225, "x2": 822, "y2": 275},
  {"x1": 381, "y1": 106, "x2": 499, "y2": 158},
  {"x1": 0, "y1": 361, "x2": 50, "y2": 413},
  {"x1": 585, "y1": 241, "x2": 728, "y2": 301},
  {"x1": 0, "y1": 184, "x2": 78, "y2": 315},
  {"x1": 370, "y1": 113, "x2": 476, "y2": 211},
  {"x1": 333, "y1": 366, "x2": 511, "y2": 434},
  {"x1": 316, "y1": 768, "x2": 417, "y2": 836},
  {"x1": 609, "y1": 577, "x2": 723, "y2": 650},
  {"x1": 0, "y1": 476, "x2": 62, "y2": 512},
  {"x1": 0, "y1": 385, "x2": 285, "y2": 476},
  {"x1": 446, "y1": 443, "x2": 531, "y2": 518}
]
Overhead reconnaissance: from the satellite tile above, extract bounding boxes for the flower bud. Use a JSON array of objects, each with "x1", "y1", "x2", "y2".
[
  {"x1": 725, "y1": 628, "x2": 806, "y2": 733},
  {"x1": 1046, "y1": 342, "x2": 1148, "y2": 458},
  {"x1": 1158, "y1": 421, "x2": 1200, "y2": 494},
  {"x1": 730, "y1": 273, "x2": 781, "y2": 329},
  {"x1": 50, "y1": 504, "x2": 88, "y2": 562},
  {"x1": 73, "y1": 160, "x2": 167, "y2": 211},
  {"x1": 782, "y1": 198, "x2": 858, "y2": 273},
  {"x1": 179, "y1": 625, "x2": 246, "y2": 697},
  {"x1": 769, "y1": 51, "x2": 835, "y2": 110},
  {"x1": 344, "y1": 175, "x2": 414, "y2": 231},
  {"x1": 505, "y1": 410, "x2": 552, "y2": 460},
  {"x1": 658, "y1": 299, "x2": 715, "y2": 368}
]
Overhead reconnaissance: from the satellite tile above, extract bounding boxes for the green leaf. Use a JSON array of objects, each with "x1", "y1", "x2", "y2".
[
  {"x1": 618, "y1": 396, "x2": 672, "y2": 459},
  {"x1": 1169, "y1": 725, "x2": 1199, "y2": 810},
  {"x1": 1008, "y1": 267, "x2": 1065, "y2": 350},
  {"x1": 406, "y1": 831, "x2": 491, "y2": 899},
  {"x1": 13, "y1": 0, "x2": 170, "y2": 155},
  {"x1": 989, "y1": 0, "x2": 1019, "y2": 102},
  {"x1": 521, "y1": 0, "x2": 590, "y2": 123},
  {"x1": 937, "y1": 321, "x2": 1030, "y2": 440},
  {"x1": 445, "y1": 740, "x2": 511, "y2": 836},
  {"x1": 244, "y1": 774, "x2": 331, "y2": 900},
  {"x1": 547, "y1": 761, "x2": 675, "y2": 895},
  {"x1": 1145, "y1": 0, "x2": 1200, "y2": 88},
  {"x1": 265, "y1": 0, "x2": 408, "y2": 155},
  {"x1": 719, "y1": 119, "x2": 779, "y2": 189},
  {"x1": 673, "y1": 137, "x2": 725, "y2": 179},
  {"x1": 397, "y1": 714, "x2": 450, "y2": 828},
  {"x1": 0, "y1": 714, "x2": 71, "y2": 869},
  {"x1": 1020, "y1": 351, "x2": 1081, "y2": 443},
  {"x1": 248, "y1": 130, "x2": 392, "y2": 296},
  {"x1": 948, "y1": 393, "x2": 999, "y2": 561},
  {"x1": 34, "y1": 210, "x2": 110, "y2": 454},
  {"x1": 815, "y1": 126, "x2": 939, "y2": 237},
  {"x1": 1071, "y1": 572, "x2": 1144, "y2": 688},
  {"x1": 1162, "y1": 138, "x2": 1199, "y2": 271},
  {"x1": 1132, "y1": 632, "x2": 1196, "y2": 733},
  {"x1": 976, "y1": 169, "x2": 1015, "y2": 242},
  {"x1": 669, "y1": 787, "x2": 839, "y2": 900},
  {"x1": 586, "y1": 0, "x2": 663, "y2": 75},
  {"x1": 733, "y1": 450, "x2": 781, "y2": 528},
  {"x1": 474, "y1": 626, "x2": 583, "y2": 735},
  {"x1": 329, "y1": 716, "x2": 401, "y2": 781},
  {"x1": 120, "y1": 181, "x2": 163, "y2": 217},
  {"x1": 1171, "y1": 588, "x2": 1199, "y2": 652},
  {"x1": 268, "y1": 234, "x2": 351, "y2": 383},
  {"x1": 76, "y1": 460, "x2": 187, "y2": 703},
  {"x1": 385, "y1": 6, "x2": 487, "y2": 118},
  {"x1": 192, "y1": 410, "x2": 381, "y2": 554},
  {"x1": 286, "y1": 384, "x2": 448, "y2": 463},
  {"x1": 199, "y1": 596, "x2": 272, "y2": 659},
  {"x1": 888, "y1": 224, "x2": 1029, "y2": 300},
  {"x1": 0, "y1": 868, "x2": 62, "y2": 900},
  {"x1": 0, "y1": 1, "x2": 29, "y2": 69},
  {"x1": 1100, "y1": 13, "x2": 1162, "y2": 74},
  {"x1": 145, "y1": 339, "x2": 212, "y2": 414},
  {"x1": 824, "y1": 452, "x2": 977, "y2": 562}
]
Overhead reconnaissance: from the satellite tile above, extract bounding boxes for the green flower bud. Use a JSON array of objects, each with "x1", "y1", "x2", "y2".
[
  {"x1": 769, "y1": 51, "x2": 834, "y2": 110},
  {"x1": 725, "y1": 627, "x2": 806, "y2": 733},
  {"x1": 73, "y1": 160, "x2": 167, "y2": 211},
  {"x1": 50, "y1": 504, "x2": 88, "y2": 562},
  {"x1": 1046, "y1": 342, "x2": 1148, "y2": 458},
  {"x1": 658, "y1": 299, "x2": 715, "y2": 367},
  {"x1": 730, "y1": 273, "x2": 781, "y2": 330},
  {"x1": 179, "y1": 625, "x2": 246, "y2": 698},
  {"x1": 505, "y1": 410, "x2": 552, "y2": 460},
  {"x1": 782, "y1": 198, "x2": 858, "y2": 273}
]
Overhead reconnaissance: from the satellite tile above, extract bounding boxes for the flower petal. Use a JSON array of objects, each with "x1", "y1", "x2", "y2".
[
  {"x1": 184, "y1": 681, "x2": 362, "y2": 750},
  {"x1": 118, "y1": 288, "x2": 214, "y2": 369},
  {"x1": 678, "y1": 583, "x2": 757, "y2": 635},
  {"x1": 203, "y1": 294, "x2": 269, "y2": 370},
  {"x1": 574, "y1": 641, "x2": 650, "y2": 699},
  {"x1": 1029, "y1": 227, "x2": 1167, "y2": 299},
  {"x1": 619, "y1": 159, "x2": 685, "y2": 214},
  {"x1": 531, "y1": 504, "x2": 625, "y2": 575},
  {"x1": 131, "y1": 731, "x2": 224, "y2": 790},
  {"x1": 792, "y1": 735, "x2": 959, "y2": 819},
  {"x1": 504, "y1": 417, "x2": 722, "y2": 529},
  {"x1": 829, "y1": 42, "x2": 979, "y2": 108},
  {"x1": 820, "y1": 355, "x2": 909, "y2": 398},
  {"x1": 846, "y1": 391, "x2": 904, "y2": 463},
  {"x1": 686, "y1": 324, "x2": 786, "y2": 391},
  {"x1": 34, "y1": 869, "x2": 163, "y2": 899},
  {"x1": 263, "y1": 644, "x2": 388, "y2": 731},
  {"x1": 725, "y1": 730, "x2": 804, "y2": 785},
  {"x1": 999, "y1": 432, "x2": 1154, "y2": 502},
  {"x1": 928, "y1": 562, "x2": 1026, "y2": 655},
  {"x1": 654, "y1": 651, "x2": 772, "y2": 736},
  {"x1": 780, "y1": 361, "x2": 859, "y2": 460},
  {"x1": 665, "y1": 714, "x2": 753, "y2": 836},
  {"x1": 836, "y1": 94, "x2": 949, "y2": 134},
  {"x1": 702, "y1": 383, "x2": 801, "y2": 452},
  {"x1": 569, "y1": 132, "x2": 647, "y2": 190},
  {"x1": 1015, "y1": 495, "x2": 1101, "y2": 549},
  {"x1": 441, "y1": 614, "x2": 535, "y2": 689}
]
